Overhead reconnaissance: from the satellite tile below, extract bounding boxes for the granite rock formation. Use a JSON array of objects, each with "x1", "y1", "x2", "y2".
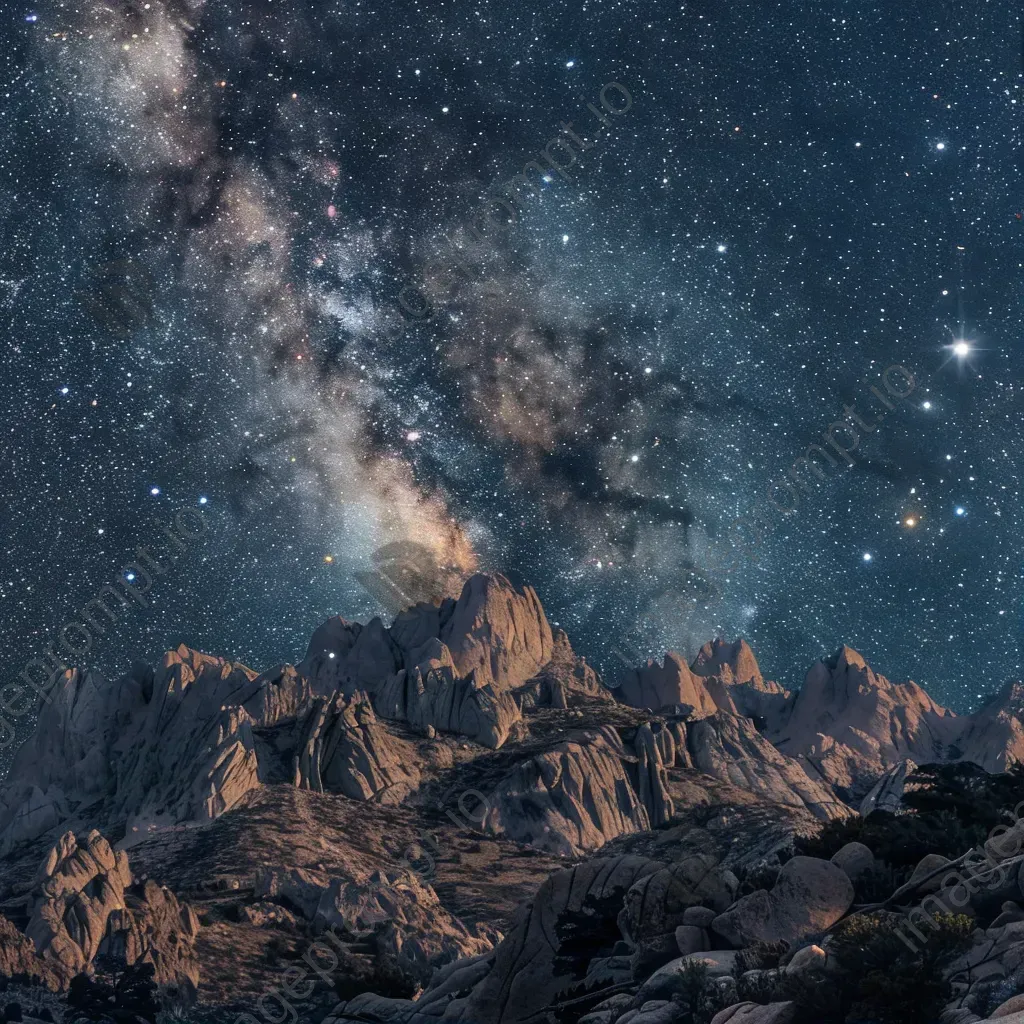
[{"x1": 0, "y1": 570, "x2": 1022, "y2": 1023}]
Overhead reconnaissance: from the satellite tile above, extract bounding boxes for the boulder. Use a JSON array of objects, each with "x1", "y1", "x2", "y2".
[
  {"x1": 456, "y1": 856, "x2": 663, "y2": 1024},
  {"x1": 830, "y1": 842, "x2": 875, "y2": 882},
  {"x1": 711, "y1": 857, "x2": 853, "y2": 947},
  {"x1": 946, "y1": 922, "x2": 1024, "y2": 1011},
  {"x1": 909, "y1": 853, "x2": 952, "y2": 894},
  {"x1": 629, "y1": 1001, "x2": 680, "y2": 1024},
  {"x1": 638, "y1": 951, "x2": 738, "y2": 1000},
  {"x1": 784, "y1": 944, "x2": 826, "y2": 975},
  {"x1": 710, "y1": 1003, "x2": 795, "y2": 1024},
  {"x1": 990, "y1": 902, "x2": 1024, "y2": 929},
  {"x1": 675, "y1": 924, "x2": 709, "y2": 955},
  {"x1": 992, "y1": 995, "x2": 1024, "y2": 1018},
  {"x1": 683, "y1": 906, "x2": 717, "y2": 928},
  {"x1": 619, "y1": 854, "x2": 738, "y2": 944}
]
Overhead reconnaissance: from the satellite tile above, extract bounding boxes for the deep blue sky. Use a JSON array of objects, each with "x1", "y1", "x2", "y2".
[{"x1": 0, "y1": 0, "x2": 1021, "y2": 763}]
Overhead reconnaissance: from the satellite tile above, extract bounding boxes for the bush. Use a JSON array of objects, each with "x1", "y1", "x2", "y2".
[
  {"x1": 797, "y1": 762, "x2": 1024, "y2": 876},
  {"x1": 734, "y1": 940, "x2": 789, "y2": 974},
  {"x1": 779, "y1": 911, "x2": 974, "y2": 1024},
  {"x1": 796, "y1": 809, "x2": 981, "y2": 868},
  {"x1": 735, "y1": 968, "x2": 783, "y2": 1005},
  {"x1": 669, "y1": 960, "x2": 732, "y2": 1024},
  {"x1": 67, "y1": 960, "x2": 161, "y2": 1024}
]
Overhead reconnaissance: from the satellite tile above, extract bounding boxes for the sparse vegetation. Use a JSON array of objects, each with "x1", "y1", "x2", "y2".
[
  {"x1": 778, "y1": 911, "x2": 974, "y2": 1024},
  {"x1": 734, "y1": 940, "x2": 789, "y2": 974},
  {"x1": 669, "y1": 960, "x2": 733, "y2": 1024}
]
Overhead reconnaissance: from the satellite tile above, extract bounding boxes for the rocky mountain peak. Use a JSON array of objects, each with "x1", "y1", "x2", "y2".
[{"x1": 691, "y1": 637, "x2": 765, "y2": 689}]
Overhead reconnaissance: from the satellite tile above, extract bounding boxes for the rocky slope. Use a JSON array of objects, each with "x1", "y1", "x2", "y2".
[{"x1": 0, "y1": 571, "x2": 1021, "y2": 1023}]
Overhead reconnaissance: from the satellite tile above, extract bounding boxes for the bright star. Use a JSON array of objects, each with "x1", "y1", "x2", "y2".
[
  {"x1": 717, "y1": 244, "x2": 727, "y2": 253},
  {"x1": 936, "y1": 142, "x2": 946, "y2": 150},
  {"x1": 565, "y1": 60, "x2": 575, "y2": 68},
  {"x1": 922, "y1": 401, "x2": 932, "y2": 410},
  {"x1": 150, "y1": 487, "x2": 160, "y2": 496},
  {"x1": 862, "y1": 553, "x2": 872, "y2": 562},
  {"x1": 952, "y1": 340, "x2": 970, "y2": 357},
  {"x1": 562, "y1": 234, "x2": 569, "y2": 243},
  {"x1": 199, "y1": 496, "x2": 208, "y2": 505},
  {"x1": 955, "y1": 506, "x2": 966, "y2": 516}
]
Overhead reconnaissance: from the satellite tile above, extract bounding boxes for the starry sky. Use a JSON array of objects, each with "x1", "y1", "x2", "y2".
[{"x1": 0, "y1": 0, "x2": 1021, "y2": 759}]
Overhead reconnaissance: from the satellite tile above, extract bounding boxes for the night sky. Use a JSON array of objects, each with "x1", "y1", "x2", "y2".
[{"x1": 0, "y1": 0, "x2": 1021, "y2": 760}]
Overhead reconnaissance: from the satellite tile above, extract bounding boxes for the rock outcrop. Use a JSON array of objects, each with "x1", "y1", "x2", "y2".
[
  {"x1": 769, "y1": 647, "x2": 963, "y2": 793},
  {"x1": 452, "y1": 856, "x2": 663, "y2": 1024},
  {"x1": 14, "y1": 830, "x2": 200, "y2": 993},
  {"x1": 375, "y1": 643, "x2": 522, "y2": 748},
  {"x1": 676, "y1": 713, "x2": 849, "y2": 820},
  {"x1": 710, "y1": 855, "x2": 854, "y2": 947},
  {"x1": 617, "y1": 640, "x2": 1024, "y2": 801},
  {"x1": 481, "y1": 727, "x2": 656, "y2": 856},
  {"x1": 618, "y1": 652, "x2": 719, "y2": 715},
  {"x1": 255, "y1": 863, "x2": 494, "y2": 978},
  {"x1": 859, "y1": 758, "x2": 917, "y2": 816},
  {"x1": 292, "y1": 692, "x2": 419, "y2": 803}
]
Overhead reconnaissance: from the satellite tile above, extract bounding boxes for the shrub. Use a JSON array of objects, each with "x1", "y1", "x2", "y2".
[
  {"x1": 796, "y1": 809, "x2": 981, "y2": 868},
  {"x1": 735, "y1": 968, "x2": 784, "y2": 1004},
  {"x1": 67, "y1": 960, "x2": 161, "y2": 1024},
  {"x1": 734, "y1": 940, "x2": 789, "y2": 975},
  {"x1": 669, "y1": 960, "x2": 732, "y2": 1024},
  {"x1": 779, "y1": 911, "x2": 973, "y2": 1024}
]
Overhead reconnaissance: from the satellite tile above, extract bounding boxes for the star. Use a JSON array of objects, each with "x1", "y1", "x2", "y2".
[{"x1": 952, "y1": 340, "x2": 970, "y2": 357}]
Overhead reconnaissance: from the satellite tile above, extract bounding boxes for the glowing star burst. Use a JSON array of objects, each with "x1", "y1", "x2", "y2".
[
  {"x1": 904, "y1": 516, "x2": 918, "y2": 528},
  {"x1": 952, "y1": 340, "x2": 970, "y2": 358}
]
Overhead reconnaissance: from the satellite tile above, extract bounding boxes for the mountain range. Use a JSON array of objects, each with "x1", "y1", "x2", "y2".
[{"x1": 1, "y1": 572, "x2": 1022, "y2": 1024}]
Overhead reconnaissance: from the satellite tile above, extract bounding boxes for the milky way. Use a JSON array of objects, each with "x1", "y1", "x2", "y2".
[{"x1": 0, "y1": 0, "x2": 1021, "y2": 759}]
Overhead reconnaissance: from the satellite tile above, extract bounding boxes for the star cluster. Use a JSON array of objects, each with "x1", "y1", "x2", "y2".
[{"x1": 0, "y1": 0, "x2": 1021, "y2": 762}]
